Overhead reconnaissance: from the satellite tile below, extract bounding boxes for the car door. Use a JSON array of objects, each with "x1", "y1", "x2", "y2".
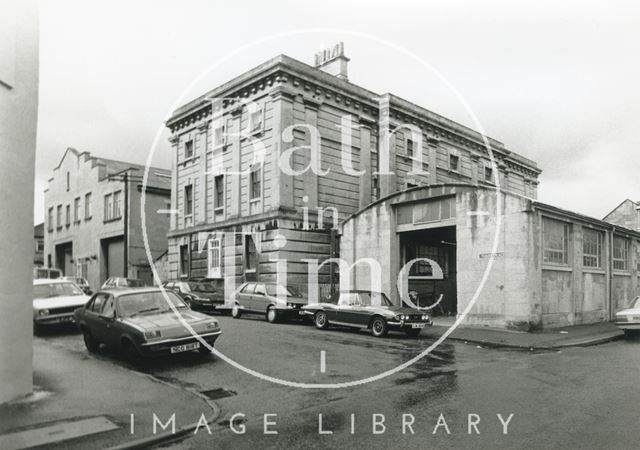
[
  {"x1": 84, "y1": 293, "x2": 108, "y2": 340},
  {"x1": 253, "y1": 283, "x2": 269, "y2": 313},
  {"x1": 97, "y1": 294, "x2": 119, "y2": 347},
  {"x1": 236, "y1": 283, "x2": 256, "y2": 310},
  {"x1": 338, "y1": 293, "x2": 366, "y2": 326}
]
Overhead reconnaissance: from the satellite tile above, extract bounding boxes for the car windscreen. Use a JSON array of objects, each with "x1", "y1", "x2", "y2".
[
  {"x1": 34, "y1": 282, "x2": 84, "y2": 298},
  {"x1": 358, "y1": 292, "x2": 393, "y2": 307},
  {"x1": 266, "y1": 285, "x2": 301, "y2": 297},
  {"x1": 118, "y1": 291, "x2": 188, "y2": 317},
  {"x1": 633, "y1": 297, "x2": 640, "y2": 309},
  {"x1": 193, "y1": 283, "x2": 217, "y2": 292}
]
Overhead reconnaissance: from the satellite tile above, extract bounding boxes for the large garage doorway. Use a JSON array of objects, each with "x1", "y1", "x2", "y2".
[{"x1": 399, "y1": 226, "x2": 457, "y2": 315}]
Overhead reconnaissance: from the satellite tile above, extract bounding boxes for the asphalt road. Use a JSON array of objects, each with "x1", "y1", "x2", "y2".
[{"x1": 37, "y1": 313, "x2": 640, "y2": 449}]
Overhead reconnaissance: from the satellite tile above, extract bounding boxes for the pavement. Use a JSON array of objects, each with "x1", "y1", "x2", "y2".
[
  {"x1": 427, "y1": 318, "x2": 624, "y2": 349},
  {"x1": 0, "y1": 331, "x2": 218, "y2": 450}
]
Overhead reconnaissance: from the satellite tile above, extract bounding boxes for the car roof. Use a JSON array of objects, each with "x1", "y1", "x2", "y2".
[
  {"x1": 34, "y1": 278, "x2": 74, "y2": 285},
  {"x1": 97, "y1": 287, "x2": 166, "y2": 297}
]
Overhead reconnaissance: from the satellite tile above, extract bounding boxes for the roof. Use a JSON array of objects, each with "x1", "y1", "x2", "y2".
[
  {"x1": 34, "y1": 278, "x2": 73, "y2": 285},
  {"x1": 98, "y1": 287, "x2": 162, "y2": 297},
  {"x1": 51, "y1": 148, "x2": 171, "y2": 191},
  {"x1": 166, "y1": 54, "x2": 539, "y2": 173},
  {"x1": 34, "y1": 222, "x2": 44, "y2": 236}
]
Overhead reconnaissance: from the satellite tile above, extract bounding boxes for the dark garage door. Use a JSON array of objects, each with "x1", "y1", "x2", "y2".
[{"x1": 105, "y1": 238, "x2": 124, "y2": 278}]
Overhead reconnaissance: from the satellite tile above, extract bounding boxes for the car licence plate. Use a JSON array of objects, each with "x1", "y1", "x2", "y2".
[
  {"x1": 411, "y1": 323, "x2": 426, "y2": 329},
  {"x1": 170, "y1": 342, "x2": 199, "y2": 354}
]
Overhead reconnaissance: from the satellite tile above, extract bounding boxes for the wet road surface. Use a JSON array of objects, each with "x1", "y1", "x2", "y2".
[{"x1": 37, "y1": 313, "x2": 640, "y2": 449}]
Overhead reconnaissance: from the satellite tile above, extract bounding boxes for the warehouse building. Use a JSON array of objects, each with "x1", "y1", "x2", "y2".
[{"x1": 44, "y1": 148, "x2": 171, "y2": 289}]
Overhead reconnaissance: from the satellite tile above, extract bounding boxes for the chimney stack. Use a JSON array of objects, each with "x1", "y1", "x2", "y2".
[{"x1": 314, "y1": 42, "x2": 349, "y2": 81}]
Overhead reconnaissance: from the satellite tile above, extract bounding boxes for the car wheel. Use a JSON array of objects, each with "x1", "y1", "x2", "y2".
[
  {"x1": 314, "y1": 311, "x2": 329, "y2": 330},
  {"x1": 370, "y1": 317, "x2": 388, "y2": 337},
  {"x1": 122, "y1": 340, "x2": 142, "y2": 366},
  {"x1": 404, "y1": 328, "x2": 421, "y2": 338},
  {"x1": 231, "y1": 304, "x2": 242, "y2": 319},
  {"x1": 82, "y1": 329, "x2": 100, "y2": 353},
  {"x1": 266, "y1": 306, "x2": 278, "y2": 323}
]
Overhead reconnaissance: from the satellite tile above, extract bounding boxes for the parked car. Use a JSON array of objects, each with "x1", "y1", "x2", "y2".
[
  {"x1": 615, "y1": 296, "x2": 640, "y2": 336},
  {"x1": 301, "y1": 290, "x2": 432, "y2": 337},
  {"x1": 74, "y1": 287, "x2": 222, "y2": 363},
  {"x1": 163, "y1": 280, "x2": 224, "y2": 312},
  {"x1": 61, "y1": 276, "x2": 92, "y2": 295},
  {"x1": 33, "y1": 279, "x2": 90, "y2": 332},
  {"x1": 33, "y1": 267, "x2": 62, "y2": 280},
  {"x1": 101, "y1": 277, "x2": 147, "y2": 289},
  {"x1": 229, "y1": 282, "x2": 307, "y2": 323}
]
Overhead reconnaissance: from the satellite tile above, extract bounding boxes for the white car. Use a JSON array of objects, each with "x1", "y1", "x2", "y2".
[
  {"x1": 33, "y1": 279, "x2": 90, "y2": 332},
  {"x1": 615, "y1": 296, "x2": 640, "y2": 336}
]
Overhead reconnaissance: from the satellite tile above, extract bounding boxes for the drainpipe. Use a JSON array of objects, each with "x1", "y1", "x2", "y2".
[
  {"x1": 609, "y1": 226, "x2": 615, "y2": 321},
  {"x1": 124, "y1": 171, "x2": 128, "y2": 278}
]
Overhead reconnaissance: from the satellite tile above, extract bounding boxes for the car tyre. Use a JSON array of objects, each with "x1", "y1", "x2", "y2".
[
  {"x1": 266, "y1": 306, "x2": 278, "y2": 323},
  {"x1": 82, "y1": 329, "x2": 100, "y2": 353},
  {"x1": 122, "y1": 340, "x2": 142, "y2": 366},
  {"x1": 404, "y1": 328, "x2": 421, "y2": 338},
  {"x1": 231, "y1": 304, "x2": 242, "y2": 319},
  {"x1": 314, "y1": 311, "x2": 329, "y2": 330},
  {"x1": 370, "y1": 317, "x2": 388, "y2": 338}
]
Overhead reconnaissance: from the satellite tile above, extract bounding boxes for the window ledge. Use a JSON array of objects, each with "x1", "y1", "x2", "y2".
[
  {"x1": 178, "y1": 156, "x2": 199, "y2": 167},
  {"x1": 249, "y1": 198, "x2": 261, "y2": 204},
  {"x1": 214, "y1": 207, "x2": 224, "y2": 214},
  {"x1": 542, "y1": 265, "x2": 572, "y2": 272},
  {"x1": 103, "y1": 217, "x2": 122, "y2": 224},
  {"x1": 583, "y1": 268, "x2": 606, "y2": 274},
  {"x1": 613, "y1": 271, "x2": 632, "y2": 277}
]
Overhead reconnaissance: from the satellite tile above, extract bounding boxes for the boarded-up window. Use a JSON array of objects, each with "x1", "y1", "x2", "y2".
[
  {"x1": 543, "y1": 218, "x2": 569, "y2": 265},
  {"x1": 583, "y1": 228, "x2": 603, "y2": 268},
  {"x1": 613, "y1": 236, "x2": 629, "y2": 271}
]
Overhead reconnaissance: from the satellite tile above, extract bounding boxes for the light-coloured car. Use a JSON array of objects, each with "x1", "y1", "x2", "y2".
[
  {"x1": 615, "y1": 296, "x2": 640, "y2": 336},
  {"x1": 33, "y1": 279, "x2": 90, "y2": 332},
  {"x1": 60, "y1": 276, "x2": 92, "y2": 295},
  {"x1": 229, "y1": 282, "x2": 307, "y2": 323},
  {"x1": 101, "y1": 277, "x2": 147, "y2": 289}
]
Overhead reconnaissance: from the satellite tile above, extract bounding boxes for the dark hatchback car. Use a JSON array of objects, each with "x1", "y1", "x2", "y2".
[
  {"x1": 301, "y1": 290, "x2": 432, "y2": 337},
  {"x1": 74, "y1": 288, "x2": 222, "y2": 363},
  {"x1": 163, "y1": 280, "x2": 224, "y2": 312}
]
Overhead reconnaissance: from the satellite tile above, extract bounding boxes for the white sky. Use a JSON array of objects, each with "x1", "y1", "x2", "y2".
[{"x1": 34, "y1": 0, "x2": 640, "y2": 224}]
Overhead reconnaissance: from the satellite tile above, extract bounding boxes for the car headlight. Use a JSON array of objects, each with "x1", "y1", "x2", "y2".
[
  {"x1": 144, "y1": 330, "x2": 162, "y2": 339},
  {"x1": 286, "y1": 303, "x2": 295, "y2": 309},
  {"x1": 206, "y1": 321, "x2": 219, "y2": 330},
  {"x1": 617, "y1": 315, "x2": 628, "y2": 322},
  {"x1": 38, "y1": 309, "x2": 50, "y2": 316},
  {"x1": 422, "y1": 314, "x2": 429, "y2": 320}
]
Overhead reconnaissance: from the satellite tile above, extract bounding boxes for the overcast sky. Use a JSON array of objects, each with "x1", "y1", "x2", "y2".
[{"x1": 34, "y1": 0, "x2": 640, "y2": 224}]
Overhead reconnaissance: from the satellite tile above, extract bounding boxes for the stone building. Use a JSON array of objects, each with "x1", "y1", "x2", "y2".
[
  {"x1": 341, "y1": 184, "x2": 640, "y2": 330},
  {"x1": 34, "y1": 223, "x2": 44, "y2": 266},
  {"x1": 604, "y1": 199, "x2": 640, "y2": 231},
  {"x1": 164, "y1": 44, "x2": 541, "y2": 298},
  {"x1": 44, "y1": 148, "x2": 171, "y2": 289}
]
